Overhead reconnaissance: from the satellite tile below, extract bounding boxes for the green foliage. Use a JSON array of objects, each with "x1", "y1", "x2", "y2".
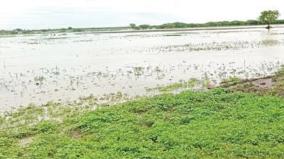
[
  {"x1": 259, "y1": 10, "x2": 280, "y2": 27},
  {"x1": 130, "y1": 18, "x2": 284, "y2": 30},
  {"x1": 158, "y1": 83, "x2": 184, "y2": 92},
  {"x1": 1, "y1": 88, "x2": 284, "y2": 158},
  {"x1": 1, "y1": 18, "x2": 284, "y2": 35},
  {"x1": 34, "y1": 121, "x2": 58, "y2": 134},
  {"x1": 138, "y1": 24, "x2": 152, "y2": 30},
  {"x1": 129, "y1": 23, "x2": 137, "y2": 30},
  {"x1": 154, "y1": 20, "x2": 260, "y2": 29},
  {"x1": 0, "y1": 137, "x2": 22, "y2": 158}
]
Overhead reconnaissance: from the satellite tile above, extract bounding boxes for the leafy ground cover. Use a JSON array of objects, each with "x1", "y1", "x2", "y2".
[{"x1": 1, "y1": 68, "x2": 284, "y2": 158}]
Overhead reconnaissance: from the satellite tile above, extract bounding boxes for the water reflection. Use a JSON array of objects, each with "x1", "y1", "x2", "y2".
[
  {"x1": 1, "y1": 28, "x2": 284, "y2": 112},
  {"x1": 261, "y1": 30, "x2": 281, "y2": 47}
]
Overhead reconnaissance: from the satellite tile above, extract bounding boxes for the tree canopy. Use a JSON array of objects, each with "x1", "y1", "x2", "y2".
[{"x1": 259, "y1": 10, "x2": 280, "y2": 29}]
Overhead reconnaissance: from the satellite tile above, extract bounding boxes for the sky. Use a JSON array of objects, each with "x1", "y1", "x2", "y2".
[{"x1": 0, "y1": 0, "x2": 283, "y2": 29}]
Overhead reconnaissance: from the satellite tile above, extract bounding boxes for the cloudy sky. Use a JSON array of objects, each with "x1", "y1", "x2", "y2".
[{"x1": 0, "y1": 0, "x2": 283, "y2": 29}]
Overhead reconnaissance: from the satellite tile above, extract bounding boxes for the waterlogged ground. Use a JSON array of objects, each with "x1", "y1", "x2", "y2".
[{"x1": 1, "y1": 28, "x2": 284, "y2": 111}]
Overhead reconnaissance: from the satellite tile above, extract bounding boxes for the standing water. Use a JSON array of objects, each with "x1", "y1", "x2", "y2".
[{"x1": 1, "y1": 28, "x2": 284, "y2": 111}]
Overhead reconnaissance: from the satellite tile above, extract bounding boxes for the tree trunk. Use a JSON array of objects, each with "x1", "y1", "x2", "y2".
[{"x1": 266, "y1": 24, "x2": 271, "y2": 30}]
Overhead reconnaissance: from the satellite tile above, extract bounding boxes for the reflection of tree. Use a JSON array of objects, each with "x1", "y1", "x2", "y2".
[
  {"x1": 260, "y1": 32, "x2": 280, "y2": 47},
  {"x1": 261, "y1": 39, "x2": 280, "y2": 47}
]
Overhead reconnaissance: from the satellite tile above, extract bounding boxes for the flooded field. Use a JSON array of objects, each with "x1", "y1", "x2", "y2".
[{"x1": 1, "y1": 28, "x2": 284, "y2": 112}]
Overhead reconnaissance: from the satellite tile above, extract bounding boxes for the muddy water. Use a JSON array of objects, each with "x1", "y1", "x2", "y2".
[{"x1": 1, "y1": 28, "x2": 284, "y2": 111}]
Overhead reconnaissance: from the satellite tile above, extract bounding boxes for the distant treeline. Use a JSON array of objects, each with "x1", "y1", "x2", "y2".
[
  {"x1": 0, "y1": 27, "x2": 129, "y2": 35},
  {"x1": 130, "y1": 19, "x2": 284, "y2": 30},
  {"x1": 1, "y1": 19, "x2": 284, "y2": 35}
]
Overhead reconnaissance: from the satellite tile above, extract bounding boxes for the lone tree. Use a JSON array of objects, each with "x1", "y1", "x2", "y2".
[
  {"x1": 129, "y1": 23, "x2": 137, "y2": 30},
  {"x1": 259, "y1": 10, "x2": 280, "y2": 29}
]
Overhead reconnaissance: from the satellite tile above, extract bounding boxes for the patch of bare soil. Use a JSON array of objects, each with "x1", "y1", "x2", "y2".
[
  {"x1": 220, "y1": 68, "x2": 284, "y2": 97},
  {"x1": 251, "y1": 78, "x2": 273, "y2": 89},
  {"x1": 19, "y1": 136, "x2": 33, "y2": 148},
  {"x1": 70, "y1": 130, "x2": 82, "y2": 139}
]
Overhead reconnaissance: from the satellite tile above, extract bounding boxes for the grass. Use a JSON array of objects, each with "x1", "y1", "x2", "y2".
[
  {"x1": 146, "y1": 78, "x2": 201, "y2": 93},
  {"x1": 1, "y1": 68, "x2": 284, "y2": 158},
  {"x1": 1, "y1": 88, "x2": 284, "y2": 158}
]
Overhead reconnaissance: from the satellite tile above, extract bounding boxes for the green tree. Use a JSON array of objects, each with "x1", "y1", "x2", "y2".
[
  {"x1": 259, "y1": 10, "x2": 280, "y2": 29},
  {"x1": 138, "y1": 24, "x2": 151, "y2": 30},
  {"x1": 129, "y1": 23, "x2": 137, "y2": 30}
]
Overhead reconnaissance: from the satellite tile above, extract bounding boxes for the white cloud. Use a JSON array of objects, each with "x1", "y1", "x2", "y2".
[{"x1": 0, "y1": 0, "x2": 283, "y2": 29}]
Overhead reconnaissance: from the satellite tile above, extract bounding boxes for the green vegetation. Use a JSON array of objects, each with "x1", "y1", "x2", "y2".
[
  {"x1": 146, "y1": 78, "x2": 200, "y2": 93},
  {"x1": 1, "y1": 15, "x2": 284, "y2": 36},
  {"x1": 130, "y1": 19, "x2": 284, "y2": 30},
  {"x1": 129, "y1": 10, "x2": 282, "y2": 30},
  {"x1": 1, "y1": 68, "x2": 284, "y2": 158},
  {"x1": 259, "y1": 10, "x2": 280, "y2": 29},
  {"x1": 0, "y1": 26, "x2": 129, "y2": 36},
  {"x1": 129, "y1": 23, "x2": 137, "y2": 30}
]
